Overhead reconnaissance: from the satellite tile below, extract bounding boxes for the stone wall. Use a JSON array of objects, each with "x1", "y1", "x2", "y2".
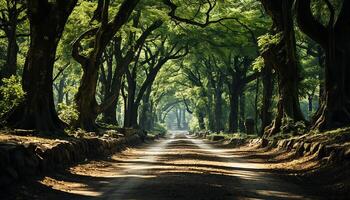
[
  {"x1": 226, "y1": 136, "x2": 350, "y2": 164},
  {"x1": 0, "y1": 134, "x2": 142, "y2": 187},
  {"x1": 198, "y1": 131, "x2": 350, "y2": 165}
]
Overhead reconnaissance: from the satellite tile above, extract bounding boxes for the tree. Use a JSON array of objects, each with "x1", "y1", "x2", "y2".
[
  {"x1": 295, "y1": 0, "x2": 350, "y2": 130},
  {"x1": 2, "y1": 0, "x2": 78, "y2": 132},
  {"x1": 259, "y1": 0, "x2": 304, "y2": 137},
  {"x1": 0, "y1": 0, "x2": 27, "y2": 79},
  {"x1": 72, "y1": 0, "x2": 140, "y2": 131},
  {"x1": 124, "y1": 37, "x2": 188, "y2": 128}
]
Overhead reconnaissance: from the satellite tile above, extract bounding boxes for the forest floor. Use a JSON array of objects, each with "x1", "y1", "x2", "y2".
[{"x1": 3, "y1": 131, "x2": 342, "y2": 200}]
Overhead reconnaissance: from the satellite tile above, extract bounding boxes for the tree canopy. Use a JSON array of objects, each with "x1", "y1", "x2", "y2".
[{"x1": 0, "y1": 0, "x2": 348, "y2": 137}]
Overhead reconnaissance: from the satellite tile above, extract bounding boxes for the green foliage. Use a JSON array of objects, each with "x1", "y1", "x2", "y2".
[
  {"x1": 189, "y1": 116, "x2": 200, "y2": 132},
  {"x1": 57, "y1": 103, "x2": 79, "y2": 127},
  {"x1": 0, "y1": 76, "x2": 25, "y2": 116},
  {"x1": 257, "y1": 32, "x2": 283, "y2": 53},
  {"x1": 152, "y1": 122, "x2": 167, "y2": 136},
  {"x1": 0, "y1": 0, "x2": 326, "y2": 137},
  {"x1": 252, "y1": 56, "x2": 264, "y2": 72}
]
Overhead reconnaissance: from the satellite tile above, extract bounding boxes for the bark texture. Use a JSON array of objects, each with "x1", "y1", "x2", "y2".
[
  {"x1": 260, "y1": 0, "x2": 304, "y2": 137},
  {"x1": 296, "y1": 0, "x2": 350, "y2": 130},
  {"x1": 2, "y1": 0, "x2": 77, "y2": 132}
]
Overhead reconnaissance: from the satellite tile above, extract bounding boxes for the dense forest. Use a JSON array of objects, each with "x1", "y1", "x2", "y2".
[{"x1": 0, "y1": 0, "x2": 348, "y2": 137}]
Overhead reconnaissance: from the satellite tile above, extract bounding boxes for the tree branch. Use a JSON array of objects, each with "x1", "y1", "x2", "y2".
[
  {"x1": 163, "y1": 0, "x2": 236, "y2": 28},
  {"x1": 295, "y1": 0, "x2": 328, "y2": 48},
  {"x1": 53, "y1": 62, "x2": 71, "y2": 82},
  {"x1": 72, "y1": 28, "x2": 98, "y2": 67}
]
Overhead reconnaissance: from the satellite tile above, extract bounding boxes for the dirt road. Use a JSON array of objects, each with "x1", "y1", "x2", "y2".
[{"x1": 11, "y1": 131, "x2": 321, "y2": 200}]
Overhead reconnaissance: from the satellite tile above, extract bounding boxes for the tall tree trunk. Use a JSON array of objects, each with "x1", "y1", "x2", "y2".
[
  {"x1": 0, "y1": 1, "x2": 23, "y2": 80},
  {"x1": 101, "y1": 50, "x2": 118, "y2": 125},
  {"x1": 206, "y1": 87, "x2": 215, "y2": 131},
  {"x1": 2, "y1": 1, "x2": 77, "y2": 132},
  {"x1": 57, "y1": 74, "x2": 67, "y2": 104},
  {"x1": 3, "y1": 28, "x2": 18, "y2": 78},
  {"x1": 239, "y1": 91, "x2": 246, "y2": 132},
  {"x1": 150, "y1": 102, "x2": 155, "y2": 130},
  {"x1": 228, "y1": 89, "x2": 239, "y2": 133},
  {"x1": 317, "y1": 46, "x2": 325, "y2": 103},
  {"x1": 73, "y1": 0, "x2": 140, "y2": 131},
  {"x1": 76, "y1": 60, "x2": 100, "y2": 130},
  {"x1": 214, "y1": 76, "x2": 224, "y2": 132},
  {"x1": 139, "y1": 86, "x2": 152, "y2": 130},
  {"x1": 260, "y1": 63, "x2": 273, "y2": 136},
  {"x1": 182, "y1": 108, "x2": 187, "y2": 130},
  {"x1": 260, "y1": 0, "x2": 304, "y2": 137},
  {"x1": 198, "y1": 111, "x2": 206, "y2": 130},
  {"x1": 254, "y1": 78, "x2": 260, "y2": 134},
  {"x1": 102, "y1": 98, "x2": 118, "y2": 125},
  {"x1": 296, "y1": 0, "x2": 350, "y2": 130},
  {"x1": 124, "y1": 79, "x2": 137, "y2": 128},
  {"x1": 174, "y1": 108, "x2": 180, "y2": 129},
  {"x1": 178, "y1": 109, "x2": 182, "y2": 129},
  {"x1": 65, "y1": 92, "x2": 70, "y2": 105}
]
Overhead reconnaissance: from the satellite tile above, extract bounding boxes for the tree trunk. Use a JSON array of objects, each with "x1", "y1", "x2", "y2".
[
  {"x1": 182, "y1": 108, "x2": 187, "y2": 130},
  {"x1": 214, "y1": 76, "x2": 224, "y2": 132},
  {"x1": 308, "y1": 95, "x2": 313, "y2": 113},
  {"x1": 0, "y1": 2, "x2": 21, "y2": 80},
  {"x1": 124, "y1": 79, "x2": 137, "y2": 128},
  {"x1": 139, "y1": 86, "x2": 152, "y2": 130},
  {"x1": 260, "y1": 63, "x2": 273, "y2": 136},
  {"x1": 260, "y1": 0, "x2": 304, "y2": 137},
  {"x1": 57, "y1": 74, "x2": 66, "y2": 104},
  {"x1": 228, "y1": 89, "x2": 239, "y2": 133},
  {"x1": 2, "y1": 28, "x2": 18, "y2": 78},
  {"x1": 239, "y1": 91, "x2": 246, "y2": 132},
  {"x1": 313, "y1": 34, "x2": 350, "y2": 130},
  {"x1": 206, "y1": 87, "x2": 215, "y2": 131},
  {"x1": 317, "y1": 46, "x2": 325, "y2": 103},
  {"x1": 65, "y1": 92, "x2": 70, "y2": 105},
  {"x1": 150, "y1": 102, "x2": 155, "y2": 130},
  {"x1": 254, "y1": 78, "x2": 260, "y2": 134},
  {"x1": 75, "y1": 61, "x2": 100, "y2": 131},
  {"x1": 73, "y1": 0, "x2": 140, "y2": 131},
  {"x1": 198, "y1": 111, "x2": 206, "y2": 130},
  {"x1": 296, "y1": 0, "x2": 350, "y2": 130},
  {"x1": 3, "y1": 1, "x2": 77, "y2": 132},
  {"x1": 175, "y1": 108, "x2": 181, "y2": 130},
  {"x1": 102, "y1": 98, "x2": 118, "y2": 125}
]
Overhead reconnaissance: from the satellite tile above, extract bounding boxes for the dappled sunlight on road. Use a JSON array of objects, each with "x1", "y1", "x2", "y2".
[{"x1": 33, "y1": 131, "x2": 318, "y2": 200}]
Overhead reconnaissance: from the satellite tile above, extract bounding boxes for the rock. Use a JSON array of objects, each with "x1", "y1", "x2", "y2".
[{"x1": 0, "y1": 130, "x2": 145, "y2": 186}]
